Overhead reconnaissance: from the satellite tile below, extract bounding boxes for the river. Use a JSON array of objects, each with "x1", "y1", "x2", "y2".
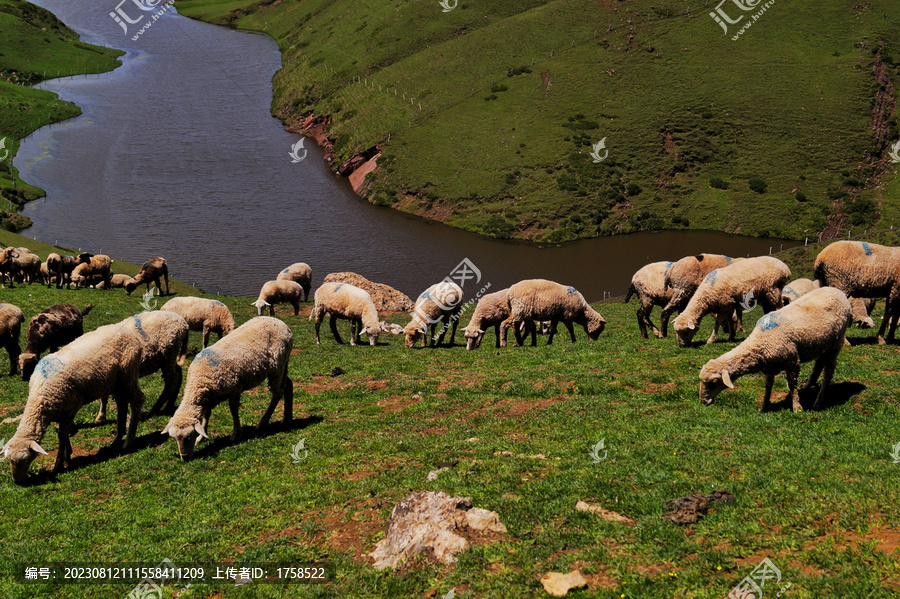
[{"x1": 14, "y1": 0, "x2": 797, "y2": 300}]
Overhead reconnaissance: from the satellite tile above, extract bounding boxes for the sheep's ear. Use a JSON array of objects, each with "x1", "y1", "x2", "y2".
[
  {"x1": 476, "y1": 328, "x2": 485, "y2": 335},
  {"x1": 161, "y1": 421, "x2": 173, "y2": 436},
  {"x1": 194, "y1": 421, "x2": 209, "y2": 439},
  {"x1": 30, "y1": 441, "x2": 48, "y2": 456},
  {"x1": 687, "y1": 322, "x2": 696, "y2": 330},
  {"x1": 722, "y1": 370, "x2": 734, "y2": 389}
]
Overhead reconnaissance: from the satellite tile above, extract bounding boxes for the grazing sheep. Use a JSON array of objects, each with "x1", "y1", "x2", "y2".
[
  {"x1": 659, "y1": 254, "x2": 742, "y2": 337},
  {"x1": 462, "y1": 289, "x2": 533, "y2": 350},
  {"x1": 498, "y1": 279, "x2": 606, "y2": 347},
  {"x1": 252, "y1": 280, "x2": 303, "y2": 316},
  {"x1": 781, "y1": 278, "x2": 820, "y2": 305},
  {"x1": 276, "y1": 262, "x2": 312, "y2": 301},
  {"x1": 403, "y1": 281, "x2": 464, "y2": 348},
  {"x1": 0, "y1": 247, "x2": 18, "y2": 287},
  {"x1": 73, "y1": 252, "x2": 113, "y2": 288},
  {"x1": 625, "y1": 261, "x2": 675, "y2": 339},
  {"x1": 11, "y1": 251, "x2": 40, "y2": 284},
  {"x1": 2, "y1": 322, "x2": 146, "y2": 483},
  {"x1": 125, "y1": 257, "x2": 169, "y2": 296},
  {"x1": 0, "y1": 303, "x2": 24, "y2": 376},
  {"x1": 814, "y1": 240, "x2": 900, "y2": 343},
  {"x1": 95, "y1": 274, "x2": 136, "y2": 290},
  {"x1": 19, "y1": 304, "x2": 94, "y2": 381},
  {"x1": 322, "y1": 272, "x2": 414, "y2": 311},
  {"x1": 161, "y1": 316, "x2": 293, "y2": 460},
  {"x1": 310, "y1": 282, "x2": 403, "y2": 346},
  {"x1": 699, "y1": 287, "x2": 852, "y2": 413},
  {"x1": 161, "y1": 296, "x2": 236, "y2": 348},
  {"x1": 674, "y1": 256, "x2": 791, "y2": 348}
]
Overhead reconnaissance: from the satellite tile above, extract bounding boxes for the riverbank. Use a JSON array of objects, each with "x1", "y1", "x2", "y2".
[
  {"x1": 0, "y1": 0, "x2": 122, "y2": 231},
  {"x1": 176, "y1": 0, "x2": 900, "y2": 244}
]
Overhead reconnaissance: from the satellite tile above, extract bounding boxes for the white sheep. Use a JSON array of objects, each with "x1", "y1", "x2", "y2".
[
  {"x1": 462, "y1": 288, "x2": 535, "y2": 350},
  {"x1": 310, "y1": 282, "x2": 402, "y2": 346},
  {"x1": 0, "y1": 302, "x2": 24, "y2": 376},
  {"x1": 660, "y1": 254, "x2": 742, "y2": 336},
  {"x1": 73, "y1": 253, "x2": 113, "y2": 288},
  {"x1": 403, "y1": 281, "x2": 464, "y2": 348},
  {"x1": 781, "y1": 278, "x2": 820, "y2": 305},
  {"x1": 95, "y1": 274, "x2": 136, "y2": 290},
  {"x1": 252, "y1": 280, "x2": 303, "y2": 316},
  {"x1": 162, "y1": 316, "x2": 293, "y2": 460},
  {"x1": 625, "y1": 261, "x2": 675, "y2": 339},
  {"x1": 782, "y1": 277, "x2": 874, "y2": 329},
  {"x1": 2, "y1": 321, "x2": 146, "y2": 483},
  {"x1": 814, "y1": 240, "x2": 900, "y2": 343},
  {"x1": 699, "y1": 286, "x2": 851, "y2": 412},
  {"x1": 276, "y1": 262, "x2": 312, "y2": 301},
  {"x1": 498, "y1": 279, "x2": 606, "y2": 347},
  {"x1": 161, "y1": 296, "x2": 236, "y2": 348},
  {"x1": 674, "y1": 256, "x2": 791, "y2": 347}
]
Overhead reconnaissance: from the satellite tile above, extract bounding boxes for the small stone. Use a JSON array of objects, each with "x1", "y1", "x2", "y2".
[
  {"x1": 540, "y1": 570, "x2": 588, "y2": 596},
  {"x1": 466, "y1": 437, "x2": 479, "y2": 443},
  {"x1": 575, "y1": 500, "x2": 635, "y2": 526},
  {"x1": 465, "y1": 507, "x2": 508, "y2": 533}
]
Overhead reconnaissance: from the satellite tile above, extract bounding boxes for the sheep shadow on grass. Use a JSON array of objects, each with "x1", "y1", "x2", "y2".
[
  {"x1": 188, "y1": 415, "x2": 323, "y2": 461},
  {"x1": 760, "y1": 381, "x2": 866, "y2": 413}
]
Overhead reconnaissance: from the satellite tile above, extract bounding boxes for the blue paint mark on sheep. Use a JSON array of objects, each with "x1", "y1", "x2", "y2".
[
  {"x1": 421, "y1": 291, "x2": 431, "y2": 300},
  {"x1": 567, "y1": 287, "x2": 577, "y2": 295},
  {"x1": 196, "y1": 348, "x2": 221, "y2": 368},
  {"x1": 861, "y1": 242, "x2": 872, "y2": 256},
  {"x1": 212, "y1": 300, "x2": 226, "y2": 307},
  {"x1": 725, "y1": 256, "x2": 732, "y2": 265},
  {"x1": 756, "y1": 313, "x2": 781, "y2": 331},
  {"x1": 335, "y1": 283, "x2": 344, "y2": 292},
  {"x1": 131, "y1": 314, "x2": 149, "y2": 339},
  {"x1": 36, "y1": 356, "x2": 64, "y2": 379},
  {"x1": 704, "y1": 270, "x2": 718, "y2": 286},
  {"x1": 281, "y1": 267, "x2": 290, "y2": 274}
]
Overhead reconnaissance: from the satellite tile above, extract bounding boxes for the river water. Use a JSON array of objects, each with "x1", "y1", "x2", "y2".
[{"x1": 15, "y1": 0, "x2": 796, "y2": 300}]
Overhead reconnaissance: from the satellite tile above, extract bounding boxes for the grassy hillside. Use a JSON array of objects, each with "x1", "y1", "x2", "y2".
[
  {"x1": 177, "y1": 0, "x2": 900, "y2": 243},
  {"x1": 0, "y1": 243, "x2": 899, "y2": 597},
  {"x1": 0, "y1": 0, "x2": 122, "y2": 231}
]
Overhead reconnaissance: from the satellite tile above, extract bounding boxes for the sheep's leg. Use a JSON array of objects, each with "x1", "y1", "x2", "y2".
[
  {"x1": 149, "y1": 361, "x2": 182, "y2": 416},
  {"x1": 545, "y1": 319, "x2": 557, "y2": 346},
  {"x1": 447, "y1": 314, "x2": 459, "y2": 346},
  {"x1": 329, "y1": 315, "x2": 344, "y2": 344},
  {"x1": 636, "y1": 303, "x2": 650, "y2": 339},
  {"x1": 564, "y1": 321, "x2": 576, "y2": 343},
  {"x1": 312, "y1": 309, "x2": 323, "y2": 344},
  {"x1": 228, "y1": 393, "x2": 243, "y2": 441},
  {"x1": 282, "y1": 374, "x2": 293, "y2": 423},
  {"x1": 760, "y1": 375, "x2": 776, "y2": 413},
  {"x1": 202, "y1": 325, "x2": 211, "y2": 348},
  {"x1": 785, "y1": 366, "x2": 801, "y2": 413},
  {"x1": 493, "y1": 325, "x2": 501, "y2": 348},
  {"x1": 268, "y1": 303, "x2": 275, "y2": 317},
  {"x1": 706, "y1": 317, "x2": 720, "y2": 345},
  {"x1": 260, "y1": 369, "x2": 292, "y2": 429},
  {"x1": 54, "y1": 421, "x2": 73, "y2": 473},
  {"x1": 292, "y1": 300, "x2": 300, "y2": 316},
  {"x1": 498, "y1": 316, "x2": 515, "y2": 348},
  {"x1": 94, "y1": 396, "x2": 108, "y2": 423},
  {"x1": 4, "y1": 340, "x2": 19, "y2": 375},
  {"x1": 349, "y1": 319, "x2": 359, "y2": 346},
  {"x1": 163, "y1": 272, "x2": 170, "y2": 295},
  {"x1": 812, "y1": 349, "x2": 840, "y2": 410},
  {"x1": 120, "y1": 384, "x2": 145, "y2": 451}
]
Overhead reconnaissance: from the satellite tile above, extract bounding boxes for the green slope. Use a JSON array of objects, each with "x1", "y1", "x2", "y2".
[
  {"x1": 0, "y1": 0, "x2": 123, "y2": 231},
  {"x1": 177, "y1": 0, "x2": 900, "y2": 242}
]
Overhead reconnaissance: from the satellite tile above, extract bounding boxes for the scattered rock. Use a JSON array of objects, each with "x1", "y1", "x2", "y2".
[
  {"x1": 540, "y1": 570, "x2": 588, "y2": 596},
  {"x1": 427, "y1": 468, "x2": 450, "y2": 482},
  {"x1": 465, "y1": 507, "x2": 508, "y2": 533},
  {"x1": 323, "y1": 272, "x2": 414, "y2": 312},
  {"x1": 466, "y1": 437, "x2": 479, "y2": 443},
  {"x1": 370, "y1": 491, "x2": 506, "y2": 570},
  {"x1": 662, "y1": 489, "x2": 735, "y2": 524},
  {"x1": 575, "y1": 500, "x2": 635, "y2": 526}
]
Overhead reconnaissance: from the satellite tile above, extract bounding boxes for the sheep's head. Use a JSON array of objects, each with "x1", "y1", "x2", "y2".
[
  {"x1": 18, "y1": 353, "x2": 39, "y2": 381},
  {"x1": 403, "y1": 323, "x2": 427, "y2": 348},
  {"x1": 3, "y1": 437, "x2": 48, "y2": 484},
  {"x1": 698, "y1": 361, "x2": 735, "y2": 405},
  {"x1": 673, "y1": 315, "x2": 698, "y2": 348},
  {"x1": 124, "y1": 279, "x2": 139, "y2": 295},
  {"x1": 162, "y1": 418, "x2": 209, "y2": 460},
  {"x1": 363, "y1": 322, "x2": 402, "y2": 346},
  {"x1": 463, "y1": 326, "x2": 484, "y2": 351},
  {"x1": 251, "y1": 298, "x2": 270, "y2": 316},
  {"x1": 586, "y1": 313, "x2": 607, "y2": 340},
  {"x1": 74, "y1": 252, "x2": 93, "y2": 265}
]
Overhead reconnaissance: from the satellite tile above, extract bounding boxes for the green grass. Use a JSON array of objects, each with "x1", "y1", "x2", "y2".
[
  {"x1": 174, "y1": 0, "x2": 900, "y2": 243},
  {"x1": 0, "y1": 0, "x2": 123, "y2": 230},
  {"x1": 1, "y1": 235, "x2": 899, "y2": 597}
]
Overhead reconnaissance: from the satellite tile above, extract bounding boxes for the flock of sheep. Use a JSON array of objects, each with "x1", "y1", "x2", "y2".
[{"x1": 0, "y1": 239, "x2": 897, "y2": 483}]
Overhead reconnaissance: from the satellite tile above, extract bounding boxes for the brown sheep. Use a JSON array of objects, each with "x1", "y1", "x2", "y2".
[
  {"x1": 20, "y1": 304, "x2": 94, "y2": 381},
  {"x1": 660, "y1": 254, "x2": 743, "y2": 337},
  {"x1": 125, "y1": 257, "x2": 169, "y2": 296},
  {"x1": 73, "y1": 252, "x2": 113, "y2": 288},
  {"x1": 0, "y1": 302, "x2": 25, "y2": 375}
]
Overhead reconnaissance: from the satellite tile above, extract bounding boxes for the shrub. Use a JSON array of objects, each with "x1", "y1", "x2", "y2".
[
  {"x1": 748, "y1": 178, "x2": 767, "y2": 194},
  {"x1": 795, "y1": 191, "x2": 808, "y2": 202},
  {"x1": 709, "y1": 177, "x2": 729, "y2": 190},
  {"x1": 626, "y1": 183, "x2": 642, "y2": 196}
]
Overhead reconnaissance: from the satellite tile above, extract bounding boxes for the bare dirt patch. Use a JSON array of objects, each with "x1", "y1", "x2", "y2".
[{"x1": 377, "y1": 394, "x2": 424, "y2": 413}]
